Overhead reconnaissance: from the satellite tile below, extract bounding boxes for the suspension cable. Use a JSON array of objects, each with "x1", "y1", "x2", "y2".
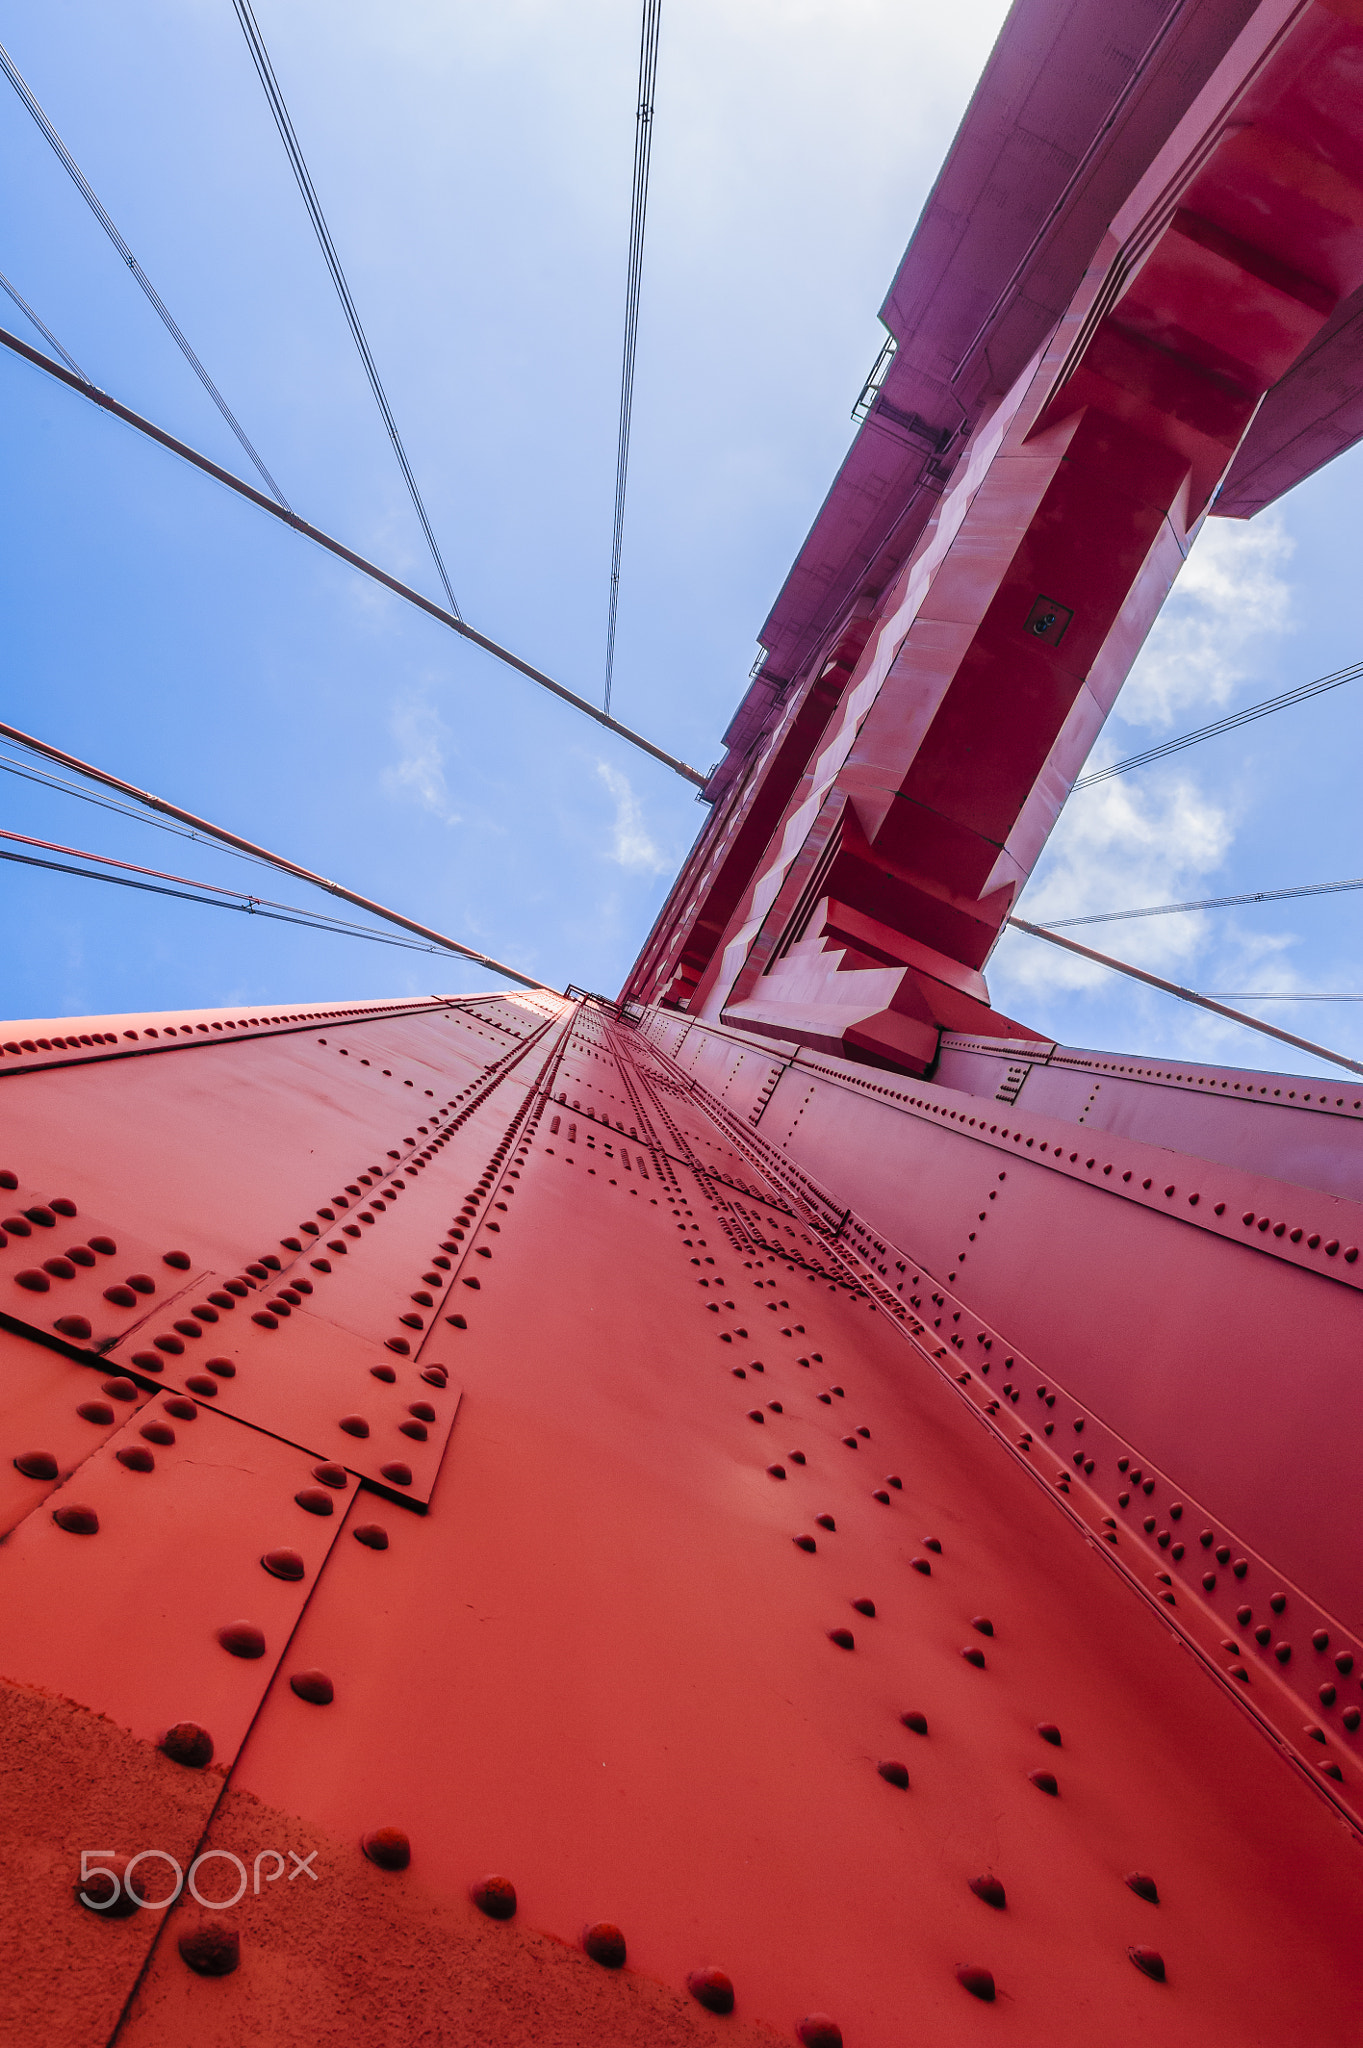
[
  {"x1": 1073, "y1": 659, "x2": 1363, "y2": 789},
  {"x1": 0, "y1": 716, "x2": 553, "y2": 990},
  {"x1": 0, "y1": 322, "x2": 706, "y2": 784},
  {"x1": 229, "y1": 0, "x2": 461, "y2": 617},
  {"x1": 0, "y1": 825, "x2": 464, "y2": 944},
  {"x1": 0, "y1": 842, "x2": 491, "y2": 959},
  {"x1": 0, "y1": 745, "x2": 287, "y2": 875},
  {"x1": 0, "y1": 268, "x2": 86, "y2": 379},
  {"x1": 0, "y1": 38, "x2": 289, "y2": 508},
  {"x1": 604, "y1": 0, "x2": 662, "y2": 716},
  {"x1": 1038, "y1": 875, "x2": 1363, "y2": 929},
  {"x1": 1007, "y1": 917, "x2": 1363, "y2": 1076}
]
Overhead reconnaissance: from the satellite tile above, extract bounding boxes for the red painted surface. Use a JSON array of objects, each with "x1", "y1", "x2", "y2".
[
  {"x1": 3, "y1": 992, "x2": 1363, "y2": 2045},
  {"x1": 9, "y1": 1, "x2": 1363, "y2": 2038},
  {"x1": 628, "y1": 0, "x2": 1363, "y2": 1078}
]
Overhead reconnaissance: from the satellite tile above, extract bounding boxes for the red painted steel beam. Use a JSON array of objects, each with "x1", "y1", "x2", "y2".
[
  {"x1": 627, "y1": 0, "x2": 1363, "y2": 1080},
  {"x1": 3, "y1": 989, "x2": 1363, "y2": 2045}
]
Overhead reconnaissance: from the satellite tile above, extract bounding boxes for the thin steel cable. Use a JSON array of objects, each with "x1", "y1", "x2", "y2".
[
  {"x1": 0, "y1": 267, "x2": 86, "y2": 379},
  {"x1": 0, "y1": 320, "x2": 706, "y2": 785},
  {"x1": 0, "y1": 37, "x2": 289, "y2": 507},
  {"x1": 1040, "y1": 876, "x2": 1363, "y2": 929},
  {"x1": 230, "y1": 0, "x2": 461, "y2": 617},
  {"x1": 1007, "y1": 916, "x2": 1363, "y2": 1076},
  {"x1": 0, "y1": 825, "x2": 442, "y2": 947},
  {"x1": 1074, "y1": 660, "x2": 1363, "y2": 788},
  {"x1": 0, "y1": 746, "x2": 291, "y2": 875},
  {"x1": 1201, "y1": 993, "x2": 1363, "y2": 1001},
  {"x1": 0, "y1": 712, "x2": 553, "y2": 990},
  {"x1": 0, "y1": 843, "x2": 454, "y2": 956},
  {"x1": 603, "y1": 0, "x2": 662, "y2": 716}
]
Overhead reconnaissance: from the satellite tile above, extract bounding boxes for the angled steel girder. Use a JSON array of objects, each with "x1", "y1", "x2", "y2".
[{"x1": 627, "y1": 0, "x2": 1363, "y2": 1078}]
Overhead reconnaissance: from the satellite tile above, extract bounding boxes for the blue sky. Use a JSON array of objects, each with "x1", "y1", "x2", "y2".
[{"x1": 2, "y1": 0, "x2": 1361, "y2": 1082}]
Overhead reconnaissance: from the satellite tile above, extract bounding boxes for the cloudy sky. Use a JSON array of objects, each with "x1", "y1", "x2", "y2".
[{"x1": 3, "y1": 0, "x2": 1362, "y2": 1080}]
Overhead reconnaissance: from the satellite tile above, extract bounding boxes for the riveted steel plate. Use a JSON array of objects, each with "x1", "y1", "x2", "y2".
[
  {"x1": 0, "y1": 1178, "x2": 211, "y2": 1355},
  {"x1": 0, "y1": 1323, "x2": 155, "y2": 1537},
  {"x1": 104, "y1": 1293, "x2": 462, "y2": 1508},
  {"x1": 0, "y1": 1397, "x2": 350, "y2": 1758}
]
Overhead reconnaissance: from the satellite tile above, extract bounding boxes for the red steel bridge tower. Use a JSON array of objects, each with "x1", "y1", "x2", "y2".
[{"x1": 6, "y1": 0, "x2": 1363, "y2": 2041}]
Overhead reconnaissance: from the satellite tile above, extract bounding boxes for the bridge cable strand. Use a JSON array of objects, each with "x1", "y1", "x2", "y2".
[
  {"x1": 0, "y1": 746, "x2": 296, "y2": 878},
  {"x1": 0, "y1": 38, "x2": 290, "y2": 508},
  {"x1": 0, "y1": 843, "x2": 485, "y2": 960},
  {"x1": 0, "y1": 713, "x2": 555, "y2": 992},
  {"x1": 1008, "y1": 917, "x2": 1363, "y2": 1077},
  {"x1": 0, "y1": 830, "x2": 458, "y2": 954},
  {"x1": 1038, "y1": 875, "x2": 1363, "y2": 929},
  {"x1": 603, "y1": 0, "x2": 662, "y2": 716},
  {"x1": 1073, "y1": 659, "x2": 1363, "y2": 788},
  {"x1": 0, "y1": 268, "x2": 87, "y2": 380},
  {"x1": 229, "y1": 0, "x2": 461, "y2": 619},
  {"x1": 0, "y1": 322, "x2": 707, "y2": 785}
]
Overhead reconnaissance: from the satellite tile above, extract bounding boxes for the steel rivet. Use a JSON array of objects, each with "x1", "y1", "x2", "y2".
[
  {"x1": 294, "y1": 1487, "x2": 335, "y2": 1516},
  {"x1": 13, "y1": 1450, "x2": 57, "y2": 1480},
  {"x1": 116, "y1": 1446, "x2": 155, "y2": 1473},
  {"x1": 262, "y1": 1548, "x2": 305, "y2": 1581},
  {"x1": 471, "y1": 1873, "x2": 516, "y2": 1917},
  {"x1": 178, "y1": 1924, "x2": 240, "y2": 1975},
  {"x1": 161, "y1": 1722, "x2": 214, "y2": 1767},
  {"x1": 1125, "y1": 1871, "x2": 1159, "y2": 1903},
  {"x1": 1028, "y1": 1769, "x2": 1058, "y2": 1794},
  {"x1": 969, "y1": 1874, "x2": 1005, "y2": 1908},
  {"x1": 686, "y1": 1968, "x2": 734, "y2": 2014},
  {"x1": 75, "y1": 1854, "x2": 138, "y2": 1915},
  {"x1": 290, "y1": 1669, "x2": 334, "y2": 1704},
  {"x1": 53, "y1": 1503, "x2": 99, "y2": 1533},
  {"x1": 353, "y1": 1522, "x2": 389, "y2": 1549},
  {"x1": 363, "y1": 1828, "x2": 411, "y2": 1871},
  {"x1": 961, "y1": 1645, "x2": 985, "y2": 1668},
  {"x1": 1036, "y1": 1723, "x2": 1061, "y2": 1746},
  {"x1": 876, "y1": 1758, "x2": 908, "y2": 1788},
  {"x1": 582, "y1": 1922, "x2": 627, "y2": 1968},
  {"x1": 956, "y1": 1966, "x2": 995, "y2": 2001},
  {"x1": 971, "y1": 1616, "x2": 994, "y2": 1636},
  {"x1": 217, "y1": 1620, "x2": 266, "y2": 1658},
  {"x1": 1129, "y1": 1946, "x2": 1165, "y2": 1983},
  {"x1": 827, "y1": 1627, "x2": 855, "y2": 1650},
  {"x1": 852, "y1": 1597, "x2": 876, "y2": 1617},
  {"x1": 796, "y1": 2017, "x2": 842, "y2": 2048}
]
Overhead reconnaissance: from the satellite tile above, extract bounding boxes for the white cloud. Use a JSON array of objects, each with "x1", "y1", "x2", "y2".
[
  {"x1": 1009, "y1": 773, "x2": 1235, "y2": 992},
  {"x1": 1116, "y1": 511, "x2": 1294, "y2": 732},
  {"x1": 382, "y1": 698, "x2": 460, "y2": 822},
  {"x1": 1004, "y1": 508, "x2": 1299, "y2": 1000},
  {"x1": 596, "y1": 761, "x2": 671, "y2": 874}
]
